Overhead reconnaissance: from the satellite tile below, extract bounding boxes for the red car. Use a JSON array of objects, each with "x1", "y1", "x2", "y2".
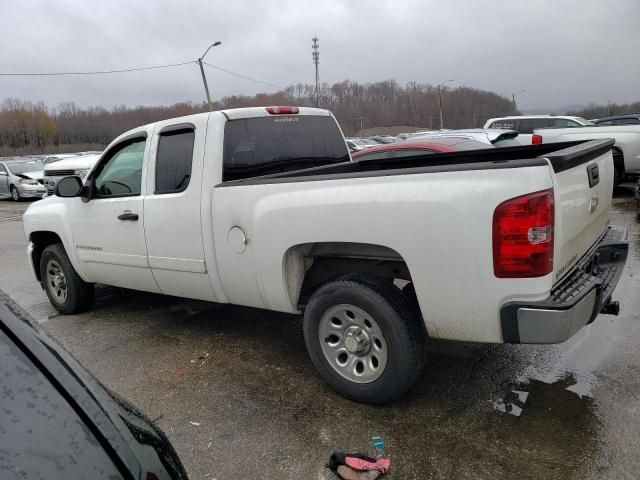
[{"x1": 351, "y1": 138, "x2": 491, "y2": 160}]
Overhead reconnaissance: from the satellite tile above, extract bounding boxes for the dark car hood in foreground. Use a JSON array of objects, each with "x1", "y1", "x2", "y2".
[{"x1": 0, "y1": 291, "x2": 188, "y2": 480}]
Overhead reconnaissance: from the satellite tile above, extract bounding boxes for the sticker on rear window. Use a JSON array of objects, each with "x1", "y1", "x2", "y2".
[{"x1": 273, "y1": 117, "x2": 300, "y2": 123}]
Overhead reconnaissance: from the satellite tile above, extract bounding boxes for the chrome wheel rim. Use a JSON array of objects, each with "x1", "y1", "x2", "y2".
[
  {"x1": 11, "y1": 188, "x2": 18, "y2": 201},
  {"x1": 46, "y1": 260, "x2": 67, "y2": 303},
  {"x1": 319, "y1": 304, "x2": 388, "y2": 383}
]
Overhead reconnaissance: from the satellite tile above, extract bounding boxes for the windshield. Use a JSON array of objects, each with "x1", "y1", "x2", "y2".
[
  {"x1": 6, "y1": 161, "x2": 43, "y2": 174},
  {"x1": 223, "y1": 115, "x2": 350, "y2": 181}
]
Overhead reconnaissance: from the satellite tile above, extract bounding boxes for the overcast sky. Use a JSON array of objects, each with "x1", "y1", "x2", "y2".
[{"x1": 1, "y1": 0, "x2": 638, "y2": 111}]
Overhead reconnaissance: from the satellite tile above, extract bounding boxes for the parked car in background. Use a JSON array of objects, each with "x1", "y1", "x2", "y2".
[
  {"x1": 483, "y1": 115, "x2": 593, "y2": 145},
  {"x1": 43, "y1": 154, "x2": 101, "y2": 196},
  {"x1": 369, "y1": 135, "x2": 398, "y2": 144},
  {"x1": 408, "y1": 128, "x2": 520, "y2": 147},
  {"x1": 346, "y1": 139, "x2": 363, "y2": 152},
  {"x1": 351, "y1": 138, "x2": 491, "y2": 160},
  {"x1": 0, "y1": 158, "x2": 45, "y2": 201},
  {"x1": 533, "y1": 124, "x2": 640, "y2": 185},
  {"x1": 42, "y1": 153, "x2": 84, "y2": 165},
  {"x1": 345, "y1": 138, "x2": 377, "y2": 152},
  {"x1": 592, "y1": 114, "x2": 640, "y2": 126},
  {"x1": 0, "y1": 289, "x2": 188, "y2": 480},
  {"x1": 346, "y1": 138, "x2": 373, "y2": 147},
  {"x1": 360, "y1": 138, "x2": 379, "y2": 146}
]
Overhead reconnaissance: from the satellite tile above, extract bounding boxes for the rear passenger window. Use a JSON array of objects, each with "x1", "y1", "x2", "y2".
[
  {"x1": 519, "y1": 119, "x2": 554, "y2": 134},
  {"x1": 155, "y1": 128, "x2": 195, "y2": 194},
  {"x1": 554, "y1": 119, "x2": 580, "y2": 128}
]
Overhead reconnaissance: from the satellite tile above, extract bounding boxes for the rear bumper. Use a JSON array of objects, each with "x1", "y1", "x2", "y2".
[{"x1": 500, "y1": 225, "x2": 628, "y2": 344}]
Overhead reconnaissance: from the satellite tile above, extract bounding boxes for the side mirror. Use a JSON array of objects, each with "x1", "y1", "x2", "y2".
[
  {"x1": 0, "y1": 171, "x2": 7, "y2": 176},
  {"x1": 54, "y1": 176, "x2": 83, "y2": 198}
]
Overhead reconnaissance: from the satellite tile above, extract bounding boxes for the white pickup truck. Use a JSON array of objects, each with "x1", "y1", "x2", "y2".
[
  {"x1": 533, "y1": 125, "x2": 640, "y2": 185},
  {"x1": 23, "y1": 106, "x2": 628, "y2": 404}
]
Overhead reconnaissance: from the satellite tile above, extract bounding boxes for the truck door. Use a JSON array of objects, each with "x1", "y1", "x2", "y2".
[
  {"x1": 67, "y1": 132, "x2": 160, "y2": 293},
  {"x1": 142, "y1": 116, "x2": 216, "y2": 301}
]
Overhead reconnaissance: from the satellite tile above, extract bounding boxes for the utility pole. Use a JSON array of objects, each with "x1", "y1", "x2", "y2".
[
  {"x1": 312, "y1": 37, "x2": 320, "y2": 107},
  {"x1": 608, "y1": 99, "x2": 611, "y2": 116},
  {"x1": 511, "y1": 89, "x2": 525, "y2": 114},
  {"x1": 437, "y1": 79, "x2": 454, "y2": 129},
  {"x1": 197, "y1": 41, "x2": 222, "y2": 110}
]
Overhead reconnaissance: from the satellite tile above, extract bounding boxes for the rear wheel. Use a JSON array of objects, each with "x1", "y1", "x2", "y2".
[
  {"x1": 303, "y1": 273, "x2": 426, "y2": 404},
  {"x1": 40, "y1": 243, "x2": 94, "y2": 314},
  {"x1": 10, "y1": 185, "x2": 20, "y2": 201}
]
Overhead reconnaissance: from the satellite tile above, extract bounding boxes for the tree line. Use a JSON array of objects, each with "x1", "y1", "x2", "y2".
[
  {"x1": 2, "y1": 80, "x2": 521, "y2": 155},
  {"x1": 568, "y1": 100, "x2": 640, "y2": 120}
]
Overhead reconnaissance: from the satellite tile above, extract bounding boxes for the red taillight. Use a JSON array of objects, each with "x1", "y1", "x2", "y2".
[
  {"x1": 265, "y1": 106, "x2": 299, "y2": 114},
  {"x1": 493, "y1": 189, "x2": 554, "y2": 278},
  {"x1": 532, "y1": 134, "x2": 542, "y2": 145}
]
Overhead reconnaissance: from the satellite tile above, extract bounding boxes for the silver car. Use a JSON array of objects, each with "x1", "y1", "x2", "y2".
[{"x1": 0, "y1": 159, "x2": 46, "y2": 201}]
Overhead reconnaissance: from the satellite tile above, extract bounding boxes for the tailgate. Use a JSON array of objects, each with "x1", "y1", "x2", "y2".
[{"x1": 543, "y1": 139, "x2": 615, "y2": 284}]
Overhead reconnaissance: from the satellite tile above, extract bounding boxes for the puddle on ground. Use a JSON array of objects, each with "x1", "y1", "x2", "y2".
[
  {"x1": 493, "y1": 389, "x2": 529, "y2": 416},
  {"x1": 493, "y1": 373, "x2": 594, "y2": 420}
]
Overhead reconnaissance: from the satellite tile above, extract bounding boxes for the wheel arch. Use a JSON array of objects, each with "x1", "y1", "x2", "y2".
[
  {"x1": 29, "y1": 231, "x2": 65, "y2": 282},
  {"x1": 283, "y1": 242, "x2": 414, "y2": 309}
]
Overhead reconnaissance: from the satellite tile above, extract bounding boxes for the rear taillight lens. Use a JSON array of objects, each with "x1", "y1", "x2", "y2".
[
  {"x1": 532, "y1": 134, "x2": 542, "y2": 144},
  {"x1": 493, "y1": 189, "x2": 554, "y2": 278},
  {"x1": 265, "y1": 106, "x2": 299, "y2": 114}
]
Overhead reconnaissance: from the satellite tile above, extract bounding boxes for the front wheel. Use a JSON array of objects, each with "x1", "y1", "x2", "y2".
[
  {"x1": 10, "y1": 186, "x2": 20, "y2": 201},
  {"x1": 303, "y1": 273, "x2": 426, "y2": 404},
  {"x1": 40, "y1": 243, "x2": 94, "y2": 314}
]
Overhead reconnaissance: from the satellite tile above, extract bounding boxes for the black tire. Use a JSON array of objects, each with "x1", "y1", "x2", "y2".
[
  {"x1": 10, "y1": 185, "x2": 20, "y2": 202},
  {"x1": 40, "y1": 243, "x2": 94, "y2": 314},
  {"x1": 613, "y1": 149, "x2": 624, "y2": 187},
  {"x1": 613, "y1": 167, "x2": 622, "y2": 188},
  {"x1": 303, "y1": 273, "x2": 426, "y2": 404}
]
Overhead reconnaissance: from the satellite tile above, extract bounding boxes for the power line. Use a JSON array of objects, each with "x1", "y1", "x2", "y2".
[
  {"x1": 0, "y1": 58, "x2": 284, "y2": 92},
  {"x1": 202, "y1": 62, "x2": 283, "y2": 90},
  {"x1": 0, "y1": 61, "x2": 196, "y2": 76}
]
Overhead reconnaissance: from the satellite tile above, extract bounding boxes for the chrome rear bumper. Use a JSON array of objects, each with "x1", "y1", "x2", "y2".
[{"x1": 500, "y1": 225, "x2": 628, "y2": 344}]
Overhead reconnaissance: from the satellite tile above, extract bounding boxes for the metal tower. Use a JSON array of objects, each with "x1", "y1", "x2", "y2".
[{"x1": 312, "y1": 37, "x2": 320, "y2": 107}]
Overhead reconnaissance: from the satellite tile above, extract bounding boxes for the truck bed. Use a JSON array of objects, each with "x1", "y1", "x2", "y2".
[{"x1": 220, "y1": 139, "x2": 614, "y2": 186}]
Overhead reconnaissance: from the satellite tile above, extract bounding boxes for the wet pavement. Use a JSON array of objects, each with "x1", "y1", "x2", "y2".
[{"x1": 1, "y1": 185, "x2": 639, "y2": 480}]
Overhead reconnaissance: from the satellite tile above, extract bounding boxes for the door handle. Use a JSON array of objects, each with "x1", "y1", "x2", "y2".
[{"x1": 117, "y1": 210, "x2": 139, "y2": 221}]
